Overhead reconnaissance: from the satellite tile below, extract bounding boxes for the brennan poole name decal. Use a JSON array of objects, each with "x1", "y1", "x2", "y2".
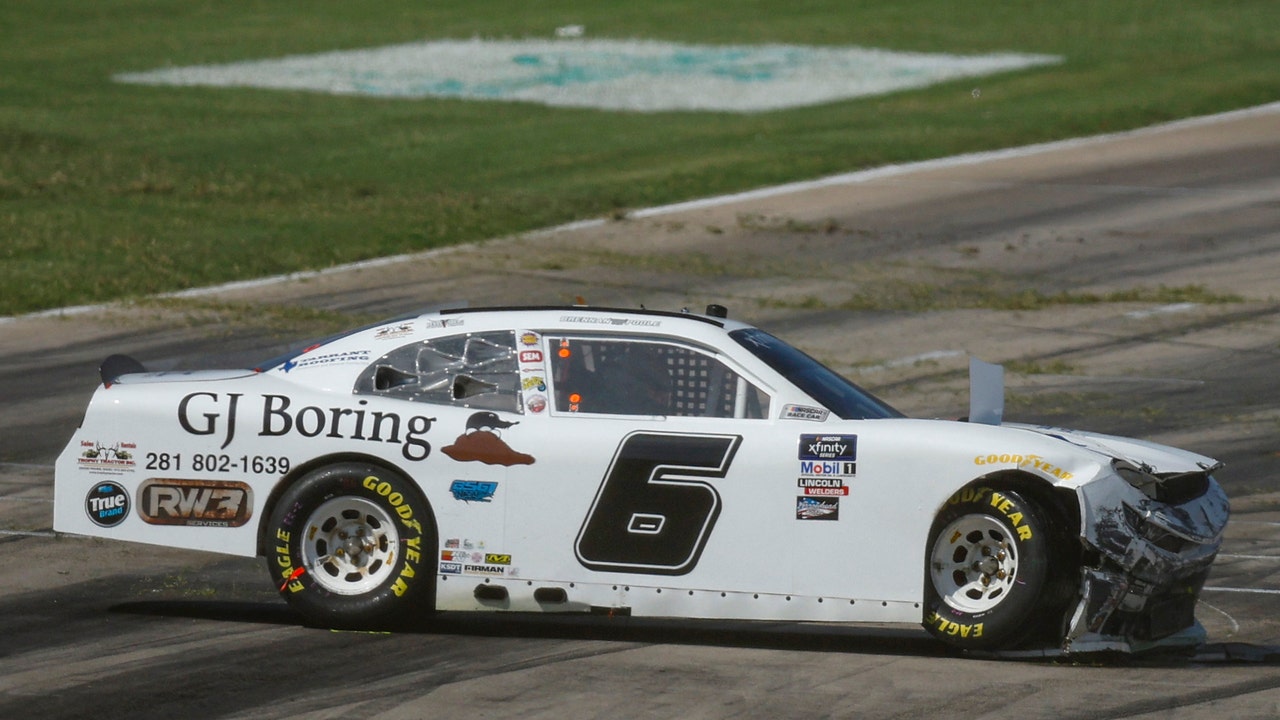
[{"x1": 177, "y1": 392, "x2": 435, "y2": 461}]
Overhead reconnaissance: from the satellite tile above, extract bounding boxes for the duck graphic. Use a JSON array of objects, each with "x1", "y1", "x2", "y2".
[
  {"x1": 443, "y1": 411, "x2": 535, "y2": 466},
  {"x1": 464, "y1": 411, "x2": 519, "y2": 435}
]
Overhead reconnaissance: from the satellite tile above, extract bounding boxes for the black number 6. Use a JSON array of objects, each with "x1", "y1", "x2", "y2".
[{"x1": 575, "y1": 432, "x2": 741, "y2": 575}]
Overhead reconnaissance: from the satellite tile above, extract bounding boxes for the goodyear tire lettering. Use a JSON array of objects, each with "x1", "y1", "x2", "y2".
[{"x1": 988, "y1": 491, "x2": 1034, "y2": 540}]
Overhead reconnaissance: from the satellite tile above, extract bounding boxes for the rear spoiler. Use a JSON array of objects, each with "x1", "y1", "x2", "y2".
[{"x1": 100, "y1": 354, "x2": 146, "y2": 386}]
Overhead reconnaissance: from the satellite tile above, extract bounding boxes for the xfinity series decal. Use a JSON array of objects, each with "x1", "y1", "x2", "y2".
[
  {"x1": 85, "y1": 481, "x2": 130, "y2": 527},
  {"x1": 137, "y1": 478, "x2": 253, "y2": 527},
  {"x1": 177, "y1": 392, "x2": 435, "y2": 461},
  {"x1": 799, "y1": 434, "x2": 857, "y2": 461}
]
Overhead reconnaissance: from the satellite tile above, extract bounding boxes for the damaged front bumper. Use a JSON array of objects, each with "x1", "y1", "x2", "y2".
[{"x1": 1063, "y1": 461, "x2": 1230, "y2": 654}]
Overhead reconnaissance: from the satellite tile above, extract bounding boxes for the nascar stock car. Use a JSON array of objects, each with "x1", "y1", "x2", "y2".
[{"x1": 53, "y1": 304, "x2": 1229, "y2": 654}]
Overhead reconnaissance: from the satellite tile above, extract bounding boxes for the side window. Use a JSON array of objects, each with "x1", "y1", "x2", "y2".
[
  {"x1": 547, "y1": 336, "x2": 770, "y2": 418},
  {"x1": 354, "y1": 331, "x2": 521, "y2": 412}
]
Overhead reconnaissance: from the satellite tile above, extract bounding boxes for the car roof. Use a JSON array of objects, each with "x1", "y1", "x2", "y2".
[{"x1": 257, "y1": 304, "x2": 755, "y2": 371}]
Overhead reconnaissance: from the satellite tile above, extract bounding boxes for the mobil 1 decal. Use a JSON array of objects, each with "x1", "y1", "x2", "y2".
[{"x1": 576, "y1": 431, "x2": 741, "y2": 576}]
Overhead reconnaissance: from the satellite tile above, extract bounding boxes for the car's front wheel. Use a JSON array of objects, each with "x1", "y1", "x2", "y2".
[
  {"x1": 266, "y1": 462, "x2": 435, "y2": 629},
  {"x1": 923, "y1": 487, "x2": 1054, "y2": 651}
]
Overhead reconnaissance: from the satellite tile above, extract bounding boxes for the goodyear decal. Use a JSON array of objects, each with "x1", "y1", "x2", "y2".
[{"x1": 974, "y1": 453, "x2": 1074, "y2": 481}]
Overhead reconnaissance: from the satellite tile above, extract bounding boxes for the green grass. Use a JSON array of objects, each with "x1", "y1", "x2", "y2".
[{"x1": 2, "y1": 0, "x2": 1277, "y2": 316}]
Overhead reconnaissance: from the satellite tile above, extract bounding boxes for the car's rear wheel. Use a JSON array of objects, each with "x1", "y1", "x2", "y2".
[
  {"x1": 923, "y1": 487, "x2": 1053, "y2": 651},
  {"x1": 266, "y1": 462, "x2": 435, "y2": 629}
]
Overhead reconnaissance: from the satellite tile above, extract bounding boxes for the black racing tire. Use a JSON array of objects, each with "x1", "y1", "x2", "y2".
[
  {"x1": 923, "y1": 486, "x2": 1053, "y2": 651},
  {"x1": 265, "y1": 461, "x2": 436, "y2": 629}
]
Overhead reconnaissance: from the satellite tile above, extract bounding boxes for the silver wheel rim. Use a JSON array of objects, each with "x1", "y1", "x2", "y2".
[
  {"x1": 930, "y1": 514, "x2": 1019, "y2": 614},
  {"x1": 301, "y1": 496, "x2": 399, "y2": 595}
]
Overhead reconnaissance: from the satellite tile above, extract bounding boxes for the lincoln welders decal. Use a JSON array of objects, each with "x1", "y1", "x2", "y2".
[
  {"x1": 85, "y1": 481, "x2": 130, "y2": 527},
  {"x1": 137, "y1": 478, "x2": 253, "y2": 527},
  {"x1": 176, "y1": 392, "x2": 434, "y2": 460},
  {"x1": 798, "y1": 477, "x2": 848, "y2": 496},
  {"x1": 442, "y1": 412, "x2": 535, "y2": 466}
]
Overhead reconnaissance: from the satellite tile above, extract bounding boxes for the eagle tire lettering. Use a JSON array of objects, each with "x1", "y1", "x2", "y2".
[{"x1": 575, "y1": 432, "x2": 741, "y2": 575}]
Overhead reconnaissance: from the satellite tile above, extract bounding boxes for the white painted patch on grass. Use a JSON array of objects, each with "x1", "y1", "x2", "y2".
[
  {"x1": 1124, "y1": 302, "x2": 1199, "y2": 319},
  {"x1": 114, "y1": 39, "x2": 1061, "y2": 113}
]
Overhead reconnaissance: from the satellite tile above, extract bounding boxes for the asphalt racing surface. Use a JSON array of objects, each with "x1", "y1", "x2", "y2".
[{"x1": 2, "y1": 105, "x2": 1279, "y2": 719}]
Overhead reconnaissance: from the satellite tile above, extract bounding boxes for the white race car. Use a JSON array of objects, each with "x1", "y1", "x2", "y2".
[{"x1": 53, "y1": 305, "x2": 1229, "y2": 654}]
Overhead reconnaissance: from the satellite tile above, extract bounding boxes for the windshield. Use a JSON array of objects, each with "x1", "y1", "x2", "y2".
[{"x1": 730, "y1": 328, "x2": 903, "y2": 420}]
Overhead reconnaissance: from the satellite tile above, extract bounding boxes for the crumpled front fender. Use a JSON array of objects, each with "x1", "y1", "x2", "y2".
[{"x1": 1064, "y1": 468, "x2": 1228, "y2": 651}]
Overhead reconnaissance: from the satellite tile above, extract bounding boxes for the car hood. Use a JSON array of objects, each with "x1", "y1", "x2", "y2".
[{"x1": 1008, "y1": 423, "x2": 1218, "y2": 474}]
